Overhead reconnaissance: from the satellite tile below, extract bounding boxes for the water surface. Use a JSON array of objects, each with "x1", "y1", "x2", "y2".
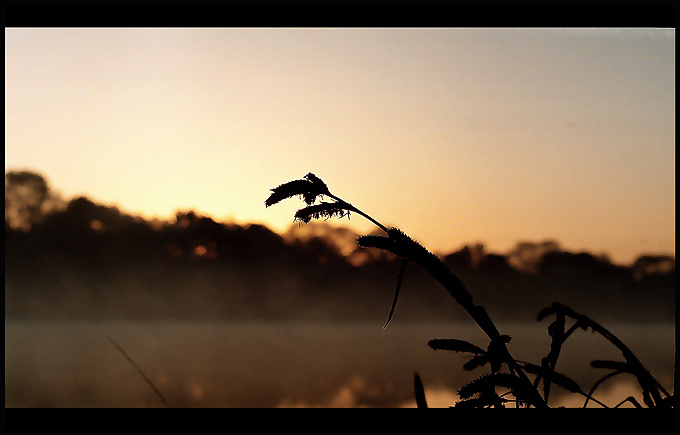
[{"x1": 5, "y1": 320, "x2": 674, "y2": 408}]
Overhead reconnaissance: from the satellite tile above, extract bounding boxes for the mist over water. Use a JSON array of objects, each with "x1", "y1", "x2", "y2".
[{"x1": 5, "y1": 320, "x2": 674, "y2": 408}]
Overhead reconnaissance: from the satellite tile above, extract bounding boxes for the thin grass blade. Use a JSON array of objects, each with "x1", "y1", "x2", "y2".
[
  {"x1": 107, "y1": 335, "x2": 171, "y2": 408},
  {"x1": 382, "y1": 258, "x2": 407, "y2": 330}
]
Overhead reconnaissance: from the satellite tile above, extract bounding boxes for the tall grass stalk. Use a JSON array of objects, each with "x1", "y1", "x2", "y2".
[
  {"x1": 107, "y1": 335, "x2": 171, "y2": 408},
  {"x1": 266, "y1": 173, "x2": 674, "y2": 409}
]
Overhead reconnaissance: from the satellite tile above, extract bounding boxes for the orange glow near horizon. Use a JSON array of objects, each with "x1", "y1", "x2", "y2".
[{"x1": 5, "y1": 28, "x2": 675, "y2": 265}]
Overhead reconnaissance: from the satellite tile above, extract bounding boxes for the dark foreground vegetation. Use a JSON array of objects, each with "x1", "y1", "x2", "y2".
[
  {"x1": 5, "y1": 170, "x2": 675, "y2": 323},
  {"x1": 265, "y1": 172, "x2": 674, "y2": 409}
]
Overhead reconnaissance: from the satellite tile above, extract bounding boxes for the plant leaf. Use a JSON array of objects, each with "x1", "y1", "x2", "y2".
[
  {"x1": 463, "y1": 354, "x2": 490, "y2": 371},
  {"x1": 454, "y1": 395, "x2": 508, "y2": 408},
  {"x1": 414, "y1": 372, "x2": 428, "y2": 408},
  {"x1": 458, "y1": 373, "x2": 536, "y2": 405},
  {"x1": 458, "y1": 373, "x2": 520, "y2": 399},
  {"x1": 427, "y1": 338, "x2": 486, "y2": 355}
]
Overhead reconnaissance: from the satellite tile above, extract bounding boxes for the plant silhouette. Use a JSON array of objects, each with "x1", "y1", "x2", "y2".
[{"x1": 266, "y1": 173, "x2": 674, "y2": 408}]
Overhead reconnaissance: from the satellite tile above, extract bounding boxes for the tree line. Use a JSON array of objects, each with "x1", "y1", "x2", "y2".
[{"x1": 5, "y1": 170, "x2": 674, "y2": 322}]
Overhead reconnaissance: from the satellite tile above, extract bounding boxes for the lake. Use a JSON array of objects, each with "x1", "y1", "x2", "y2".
[{"x1": 4, "y1": 320, "x2": 675, "y2": 408}]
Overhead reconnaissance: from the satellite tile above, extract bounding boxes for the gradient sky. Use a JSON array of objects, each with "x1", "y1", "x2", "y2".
[{"x1": 5, "y1": 27, "x2": 675, "y2": 264}]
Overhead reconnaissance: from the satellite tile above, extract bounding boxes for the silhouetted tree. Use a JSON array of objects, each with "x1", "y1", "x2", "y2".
[
  {"x1": 5, "y1": 170, "x2": 64, "y2": 230},
  {"x1": 507, "y1": 240, "x2": 561, "y2": 272},
  {"x1": 632, "y1": 255, "x2": 675, "y2": 280}
]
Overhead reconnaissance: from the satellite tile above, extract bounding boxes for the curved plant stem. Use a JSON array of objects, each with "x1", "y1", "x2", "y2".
[
  {"x1": 325, "y1": 193, "x2": 389, "y2": 233},
  {"x1": 326, "y1": 191, "x2": 548, "y2": 408}
]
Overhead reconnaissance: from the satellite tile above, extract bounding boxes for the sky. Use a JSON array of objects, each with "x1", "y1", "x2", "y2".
[{"x1": 4, "y1": 27, "x2": 675, "y2": 264}]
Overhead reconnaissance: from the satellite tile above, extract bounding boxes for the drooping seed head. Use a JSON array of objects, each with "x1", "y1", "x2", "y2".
[
  {"x1": 293, "y1": 201, "x2": 352, "y2": 224},
  {"x1": 265, "y1": 173, "x2": 331, "y2": 208}
]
